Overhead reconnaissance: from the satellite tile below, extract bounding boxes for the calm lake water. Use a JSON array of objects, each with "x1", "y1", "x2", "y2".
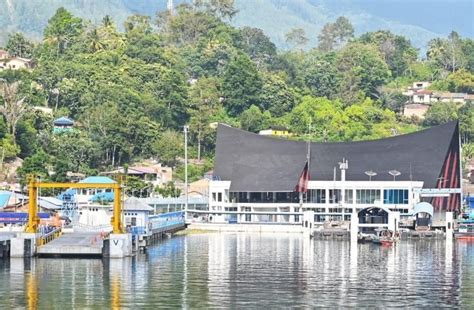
[{"x1": 0, "y1": 233, "x2": 473, "y2": 308}]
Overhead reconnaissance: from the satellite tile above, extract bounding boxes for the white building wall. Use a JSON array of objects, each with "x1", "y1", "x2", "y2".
[{"x1": 208, "y1": 180, "x2": 424, "y2": 224}]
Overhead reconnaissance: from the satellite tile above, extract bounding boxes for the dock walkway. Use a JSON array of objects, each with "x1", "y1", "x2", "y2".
[{"x1": 37, "y1": 232, "x2": 103, "y2": 256}]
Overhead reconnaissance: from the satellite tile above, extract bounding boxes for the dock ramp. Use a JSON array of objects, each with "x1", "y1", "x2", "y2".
[{"x1": 37, "y1": 232, "x2": 104, "y2": 257}]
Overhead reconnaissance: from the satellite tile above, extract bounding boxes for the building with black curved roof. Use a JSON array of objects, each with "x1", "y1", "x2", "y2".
[{"x1": 207, "y1": 121, "x2": 461, "y2": 226}]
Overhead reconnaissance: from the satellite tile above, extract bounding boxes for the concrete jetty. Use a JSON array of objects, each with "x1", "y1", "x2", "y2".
[{"x1": 37, "y1": 232, "x2": 104, "y2": 257}]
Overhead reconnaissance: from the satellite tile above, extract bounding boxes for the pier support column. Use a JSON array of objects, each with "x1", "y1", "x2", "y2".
[
  {"x1": 107, "y1": 234, "x2": 132, "y2": 258},
  {"x1": 302, "y1": 210, "x2": 315, "y2": 237},
  {"x1": 445, "y1": 212, "x2": 454, "y2": 240},
  {"x1": 350, "y1": 210, "x2": 358, "y2": 243},
  {"x1": 388, "y1": 211, "x2": 400, "y2": 232},
  {"x1": 10, "y1": 233, "x2": 37, "y2": 258}
]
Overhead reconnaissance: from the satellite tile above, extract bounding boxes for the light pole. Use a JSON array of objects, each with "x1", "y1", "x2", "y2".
[
  {"x1": 365, "y1": 170, "x2": 377, "y2": 181},
  {"x1": 184, "y1": 125, "x2": 189, "y2": 218},
  {"x1": 389, "y1": 170, "x2": 401, "y2": 181}
]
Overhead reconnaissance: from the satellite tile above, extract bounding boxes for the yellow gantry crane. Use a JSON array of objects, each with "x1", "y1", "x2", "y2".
[{"x1": 25, "y1": 175, "x2": 125, "y2": 234}]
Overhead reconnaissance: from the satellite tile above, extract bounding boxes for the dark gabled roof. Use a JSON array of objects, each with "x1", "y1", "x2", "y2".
[{"x1": 213, "y1": 122, "x2": 460, "y2": 192}]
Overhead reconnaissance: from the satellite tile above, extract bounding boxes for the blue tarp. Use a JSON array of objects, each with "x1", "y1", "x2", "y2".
[{"x1": 0, "y1": 212, "x2": 50, "y2": 223}]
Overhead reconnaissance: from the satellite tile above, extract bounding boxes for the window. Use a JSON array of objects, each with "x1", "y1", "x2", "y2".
[
  {"x1": 345, "y1": 189, "x2": 353, "y2": 203},
  {"x1": 294, "y1": 207, "x2": 300, "y2": 223},
  {"x1": 212, "y1": 193, "x2": 216, "y2": 202},
  {"x1": 244, "y1": 207, "x2": 252, "y2": 222},
  {"x1": 217, "y1": 192, "x2": 222, "y2": 202},
  {"x1": 329, "y1": 189, "x2": 341, "y2": 203},
  {"x1": 383, "y1": 189, "x2": 409, "y2": 204},
  {"x1": 308, "y1": 189, "x2": 326, "y2": 203},
  {"x1": 356, "y1": 189, "x2": 381, "y2": 204}
]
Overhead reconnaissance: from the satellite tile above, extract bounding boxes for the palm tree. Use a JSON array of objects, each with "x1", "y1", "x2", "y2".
[{"x1": 87, "y1": 28, "x2": 105, "y2": 52}]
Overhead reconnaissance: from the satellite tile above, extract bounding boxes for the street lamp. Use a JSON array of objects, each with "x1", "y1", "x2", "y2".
[
  {"x1": 184, "y1": 125, "x2": 189, "y2": 218},
  {"x1": 389, "y1": 170, "x2": 401, "y2": 181},
  {"x1": 365, "y1": 170, "x2": 377, "y2": 181}
]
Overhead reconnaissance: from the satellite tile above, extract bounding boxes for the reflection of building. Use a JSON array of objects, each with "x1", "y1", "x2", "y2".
[{"x1": 209, "y1": 122, "x2": 461, "y2": 227}]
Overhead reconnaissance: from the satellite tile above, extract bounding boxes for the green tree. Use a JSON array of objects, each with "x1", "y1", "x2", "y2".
[
  {"x1": 193, "y1": 0, "x2": 238, "y2": 20},
  {"x1": 125, "y1": 175, "x2": 150, "y2": 197},
  {"x1": 318, "y1": 16, "x2": 354, "y2": 52},
  {"x1": 240, "y1": 105, "x2": 270, "y2": 133},
  {"x1": 5, "y1": 33, "x2": 34, "y2": 58},
  {"x1": 427, "y1": 31, "x2": 466, "y2": 73},
  {"x1": 0, "y1": 80, "x2": 27, "y2": 143},
  {"x1": 155, "y1": 181, "x2": 181, "y2": 198},
  {"x1": 259, "y1": 73, "x2": 296, "y2": 117},
  {"x1": 285, "y1": 28, "x2": 308, "y2": 50},
  {"x1": 359, "y1": 31, "x2": 418, "y2": 77},
  {"x1": 423, "y1": 102, "x2": 458, "y2": 127},
  {"x1": 153, "y1": 130, "x2": 183, "y2": 167},
  {"x1": 43, "y1": 7, "x2": 83, "y2": 54},
  {"x1": 188, "y1": 77, "x2": 222, "y2": 160},
  {"x1": 222, "y1": 53, "x2": 262, "y2": 116},
  {"x1": 446, "y1": 69, "x2": 474, "y2": 93},
  {"x1": 239, "y1": 27, "x2": 277, "y2": 69},
  {"x1": 289, "y1": 96, "x2": 345, "y2": 141},
  {"x1": 303, "y1": 52, "x2": 340, "y2": 99},
  {"x1": 17, "y1": 150, "x2": 50, "y2": 186},
  {"x1": 0, "y1": 134, "x2": 20, "y2": 161},
  {"x1": 336, "y1": 43, "x2": 391, "y2": 104}
]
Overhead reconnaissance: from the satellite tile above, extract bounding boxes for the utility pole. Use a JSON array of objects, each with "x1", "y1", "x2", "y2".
[{"x1": 184, "y1": 125, "x2": 189, "y2": 219}]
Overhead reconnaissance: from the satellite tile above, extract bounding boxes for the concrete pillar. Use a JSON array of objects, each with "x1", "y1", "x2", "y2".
[
  {"x1": 388, "y1": 211, "x2": 400, "y2": 232},
  {"x1": 350, "y1": 210, "x2": 358, "y2": 243},
  {"x1": 445, "y1": 212, "x2": 454, "y2": 240},
  {"x1": 10, "y1": 233, "x2": 37, "y2": 258},
  {"x1": 302, "y1": 210, "x2": 315, "y2": 237},
  {"x1": 105, "y1": 234, "x2": 133, "y2": 258}
]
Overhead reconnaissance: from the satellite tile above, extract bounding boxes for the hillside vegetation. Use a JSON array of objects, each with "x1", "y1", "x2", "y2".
[
  {"x1": 2, "y1": 0, "x2": 472, "y2": 51},
  {"x1": 0, "y1": 1, "x2": 473, "y2": 190}
]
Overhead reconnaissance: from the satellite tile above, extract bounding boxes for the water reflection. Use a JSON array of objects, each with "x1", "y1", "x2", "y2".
[{"x1": 0, "y1": 234, "x2": 472, "y2": 308}]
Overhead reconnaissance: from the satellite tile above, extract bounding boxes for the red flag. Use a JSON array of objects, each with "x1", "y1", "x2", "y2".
[{"x1": 295, "y1": 161, "x2": 310, "y2": 193}]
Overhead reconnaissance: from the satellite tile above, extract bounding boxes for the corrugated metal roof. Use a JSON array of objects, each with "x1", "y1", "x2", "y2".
[
  {"x1": 123, "y1": 197, "x2": 154, "y2": 211},
  {"x1": 79, "y1": 176, "x2": 116, "y2": 184}
]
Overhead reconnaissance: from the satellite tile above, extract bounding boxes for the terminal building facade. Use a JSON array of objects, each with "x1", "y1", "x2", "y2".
[{"x1": 208, "y1": 122, "x2": 461, "y2": 227}]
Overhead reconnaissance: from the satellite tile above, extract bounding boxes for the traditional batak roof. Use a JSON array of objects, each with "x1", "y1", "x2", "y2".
[{"x1": 213, "y1": 121, "x2": 460, "y2": 192}]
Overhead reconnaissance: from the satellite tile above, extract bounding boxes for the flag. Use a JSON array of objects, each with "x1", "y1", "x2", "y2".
[{"x1": 295, "y1": 161, "x2": 310, "y2": 193}]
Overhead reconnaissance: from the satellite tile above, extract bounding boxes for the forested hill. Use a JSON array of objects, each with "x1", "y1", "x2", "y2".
[
  {"x1": 1, "y1": 0, "x2": 473, "y2": 50},
  {"x1": 0, "y1": 2, "x2": 473, "y2": 190}
]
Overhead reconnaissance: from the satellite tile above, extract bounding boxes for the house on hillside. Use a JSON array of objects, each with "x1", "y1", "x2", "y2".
[
  {"x1": 0, "y1": 49, "x2": 9, "y2": 59},
  {"x1": 403, "y1": 81, "x2": 473, "y2": 119},
  {"x1": 259, "y1": 126, "x2": 291, "y2": 137},
  {"x1": 0, "y1": 57, "x2": 33, "y2": 70},
  {"x1": 53, "y1": 117, "x2": 74, "y2": 133},
  {"x1": 104, "y1": 164, "x2": 173, "y2": 188}
]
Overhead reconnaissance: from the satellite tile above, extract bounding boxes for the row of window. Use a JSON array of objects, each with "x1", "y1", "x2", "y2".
[{"x1": 214, "y1": 189, "x2": 410, "y2": 205}]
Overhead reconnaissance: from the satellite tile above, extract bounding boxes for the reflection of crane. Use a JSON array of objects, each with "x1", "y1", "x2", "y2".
[{"x1": 25, "y1": 176, "x2": 125, "y2": 234}]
